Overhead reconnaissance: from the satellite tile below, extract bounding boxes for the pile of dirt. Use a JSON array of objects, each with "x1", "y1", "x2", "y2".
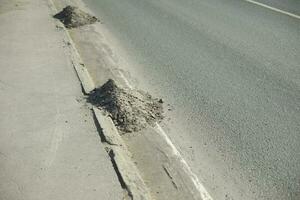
[
  {"x1": 88, "y1": 79, "x2": 164, "y2": 133},
  {"x1": 54, "y1": 6, "x2": 98, "y2": 28}
]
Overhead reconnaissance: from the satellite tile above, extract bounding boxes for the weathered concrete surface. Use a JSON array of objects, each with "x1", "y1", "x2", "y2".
[
  {"x1": 0, "y1": 0, "x2": 123, "y2": 199},
  {"x1": 93, "y1": 108, "x2": 152, "y2": 200}
]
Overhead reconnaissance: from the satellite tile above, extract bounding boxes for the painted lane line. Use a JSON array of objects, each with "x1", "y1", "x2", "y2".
[
  {"x1": 118, "y1": 71, "x2": 133, "y2": 90},
  {"x1": 118, "y1": 71, "x2": 213, "y2": 199},
  {"x1": 156, "y1": 123, "x2": 213, "y2": 200},
  {"x1": 245, "y1": 0, "x2": 300, "y2": 19}
]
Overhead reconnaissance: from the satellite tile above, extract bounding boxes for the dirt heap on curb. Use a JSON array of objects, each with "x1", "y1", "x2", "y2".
[
  {"x1": 54, "y1": 6, "x2": 98, "y2": 28},
  {"x1": 88, "y1": 79, "x2": 164, "y2": 133}
]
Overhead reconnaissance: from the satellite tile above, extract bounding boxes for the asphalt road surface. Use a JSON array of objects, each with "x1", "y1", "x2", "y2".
[{"x1": 83, "y1": 0, "x2": 300, "y2": 199}]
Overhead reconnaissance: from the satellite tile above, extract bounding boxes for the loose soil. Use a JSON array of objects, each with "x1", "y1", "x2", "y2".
[
  {"x1": 88, "y1": 79, "x2": 164, "y2": 133},
  {"x1": 54, "y1": 5, "x2": 98, "y2": 28}
]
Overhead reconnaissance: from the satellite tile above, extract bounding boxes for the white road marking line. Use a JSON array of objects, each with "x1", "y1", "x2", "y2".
[
  {"x1": 118, "y1": 71, "x2": 133, "y2": 90},
  {"x1": 118, "y1": 72, "x2": 213, "y2": 199},
  {"x1": 245, "y1": 0, "x2": 300, "y2": 19},
  {"x1": 156, "y1": 123, "x2": 213, "y2": 200}
]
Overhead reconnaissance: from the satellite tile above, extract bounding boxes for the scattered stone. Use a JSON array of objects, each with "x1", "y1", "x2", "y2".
[
  {"x1": 87, "y1": 79, "x2": 164, "y2": 133},
  {"x1": 54, "y1": 5, "x2": 99, "y2": 28}
]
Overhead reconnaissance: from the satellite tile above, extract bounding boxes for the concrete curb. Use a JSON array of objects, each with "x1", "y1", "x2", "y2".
[
  {"x1": 48, "y1": 0, "x2": 95, "y2": 94},
  {"x1": 48, "y1": 1, "x2": 152, "y2": 199},
  {"x1": 93, "y1": 107, "x2": 152, "y2": 200}
]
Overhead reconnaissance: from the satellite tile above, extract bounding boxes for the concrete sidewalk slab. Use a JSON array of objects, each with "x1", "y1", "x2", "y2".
[{"x1": 0, "y1": 0, "x2": 123, "y2": 199}]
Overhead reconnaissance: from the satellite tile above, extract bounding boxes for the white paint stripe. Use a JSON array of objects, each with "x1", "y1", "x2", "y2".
[
  {"x1": 156, "y1": 123, "x2": 213, "y2": 200},
  {"x1": 245, "y1": 0, "x2": 300, "y2": 19},
  {"x1": 118, "y1": 69, "x2": 213, "y2": 199},
  {"x1": 118, "y1": 71, "x2": 133, "y2": 90}
]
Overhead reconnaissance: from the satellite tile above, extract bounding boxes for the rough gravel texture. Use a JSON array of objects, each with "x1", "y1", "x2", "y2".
[
  {"x1": 88, "y1": 79, "x2": 164, "y2": 133},
  {"x1": 54, "y1": 5, "x2": 98, "y2": 28}
]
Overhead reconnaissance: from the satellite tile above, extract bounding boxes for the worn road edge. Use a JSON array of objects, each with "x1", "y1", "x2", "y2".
[
  {"x1": 47, "y1": 1, "x2": 152, "y2": 199},
  {"x1": 93, "y1": 107, "x2": 152, "y2": 200},
  {"x1": 48, "y1": 0, "x2": 95, "y2": 94}
]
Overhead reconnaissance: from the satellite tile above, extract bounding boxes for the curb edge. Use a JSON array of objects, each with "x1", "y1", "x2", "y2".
[
  {"x1": 93, "y1": 107, "x2": 152, "y2": 200},
  {"x1": 48, "y1": 0, "x2": 95, "y2": 94},
  {"x1": 47, "y1": 1, "x2": 152, "y2": 199}
]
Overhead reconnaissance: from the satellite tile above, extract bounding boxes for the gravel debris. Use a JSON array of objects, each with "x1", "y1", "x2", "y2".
[
  {"x1": 88, "y1": 79, "x2": 164, "y2": 133},
  {"x1": 54, "y1": 5, "x2": 99, "y2": 28}
]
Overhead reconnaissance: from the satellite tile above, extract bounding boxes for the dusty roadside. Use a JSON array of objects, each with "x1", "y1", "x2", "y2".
[
  {"x1": 0, "y1": 0, "x2": 211, "y2": 199},
  {"x1": 51, "y1": 0, "x2": 135, "y2": 88},
  {"x1": 0, "y1": 0, "x2": 123, "y2": 199},
  {"x1": 50, "y1": 0, "x2": 212, "y2": 200}
]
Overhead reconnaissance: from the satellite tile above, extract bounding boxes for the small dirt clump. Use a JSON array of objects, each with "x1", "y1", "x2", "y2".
[
  {"x1": 88, "y1": 79, "x2": 164, "y2": 133},
  {"x1": 54, "y1": 6, "x2": 98, "y2": 28}
]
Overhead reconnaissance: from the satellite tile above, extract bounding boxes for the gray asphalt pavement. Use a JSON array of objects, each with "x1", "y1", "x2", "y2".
[{"x1": 83, "y1": 0, "x2": 300, "y2": 199}]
